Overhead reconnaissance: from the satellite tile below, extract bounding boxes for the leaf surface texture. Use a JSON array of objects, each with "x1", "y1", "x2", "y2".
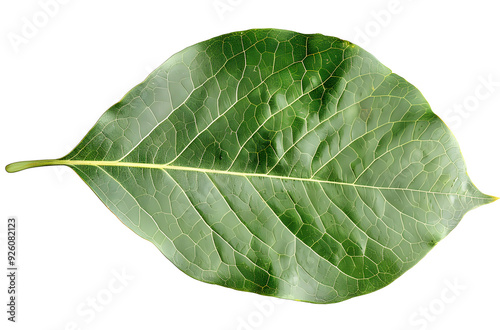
[{"x1": 8, "y1": 29, "x2": 496, "y2": 303}]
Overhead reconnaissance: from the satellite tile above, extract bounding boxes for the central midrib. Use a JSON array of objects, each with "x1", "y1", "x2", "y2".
[{"x1": 44, "y1": 159, "x2": 483, "y2": 199}]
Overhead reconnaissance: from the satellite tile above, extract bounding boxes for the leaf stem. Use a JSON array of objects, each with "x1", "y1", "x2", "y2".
[{"x1": 5, "y1": 159, "x2": 63, "y2": 173}]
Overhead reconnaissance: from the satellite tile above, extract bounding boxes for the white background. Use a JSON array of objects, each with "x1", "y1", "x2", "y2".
[{"x1": 1, "y1": 1, "x2": 499, "y2": 329}]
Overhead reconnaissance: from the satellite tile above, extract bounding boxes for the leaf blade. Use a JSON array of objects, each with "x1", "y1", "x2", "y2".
[{"x1": 6, "y1": 28, "x2": 497, "y2": 303}]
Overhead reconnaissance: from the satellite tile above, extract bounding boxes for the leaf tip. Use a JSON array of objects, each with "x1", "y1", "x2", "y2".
[{"x1": 482, "y1": 194, "x2": 499, "y2": 205}]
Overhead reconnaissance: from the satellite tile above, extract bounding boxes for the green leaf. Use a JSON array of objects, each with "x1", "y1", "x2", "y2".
[{"x1": 6, "y1": 29, "x2": 496, "y2": 303}]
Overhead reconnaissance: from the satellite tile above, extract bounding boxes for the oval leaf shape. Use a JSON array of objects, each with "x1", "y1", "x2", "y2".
[{"x1": 6, "y1": 29, "x2": 496, "y2": 303}]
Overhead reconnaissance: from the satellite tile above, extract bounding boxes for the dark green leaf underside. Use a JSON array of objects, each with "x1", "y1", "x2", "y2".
[{"x1": 7, "y1": 29, "x2": 496, "y2": 303}]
